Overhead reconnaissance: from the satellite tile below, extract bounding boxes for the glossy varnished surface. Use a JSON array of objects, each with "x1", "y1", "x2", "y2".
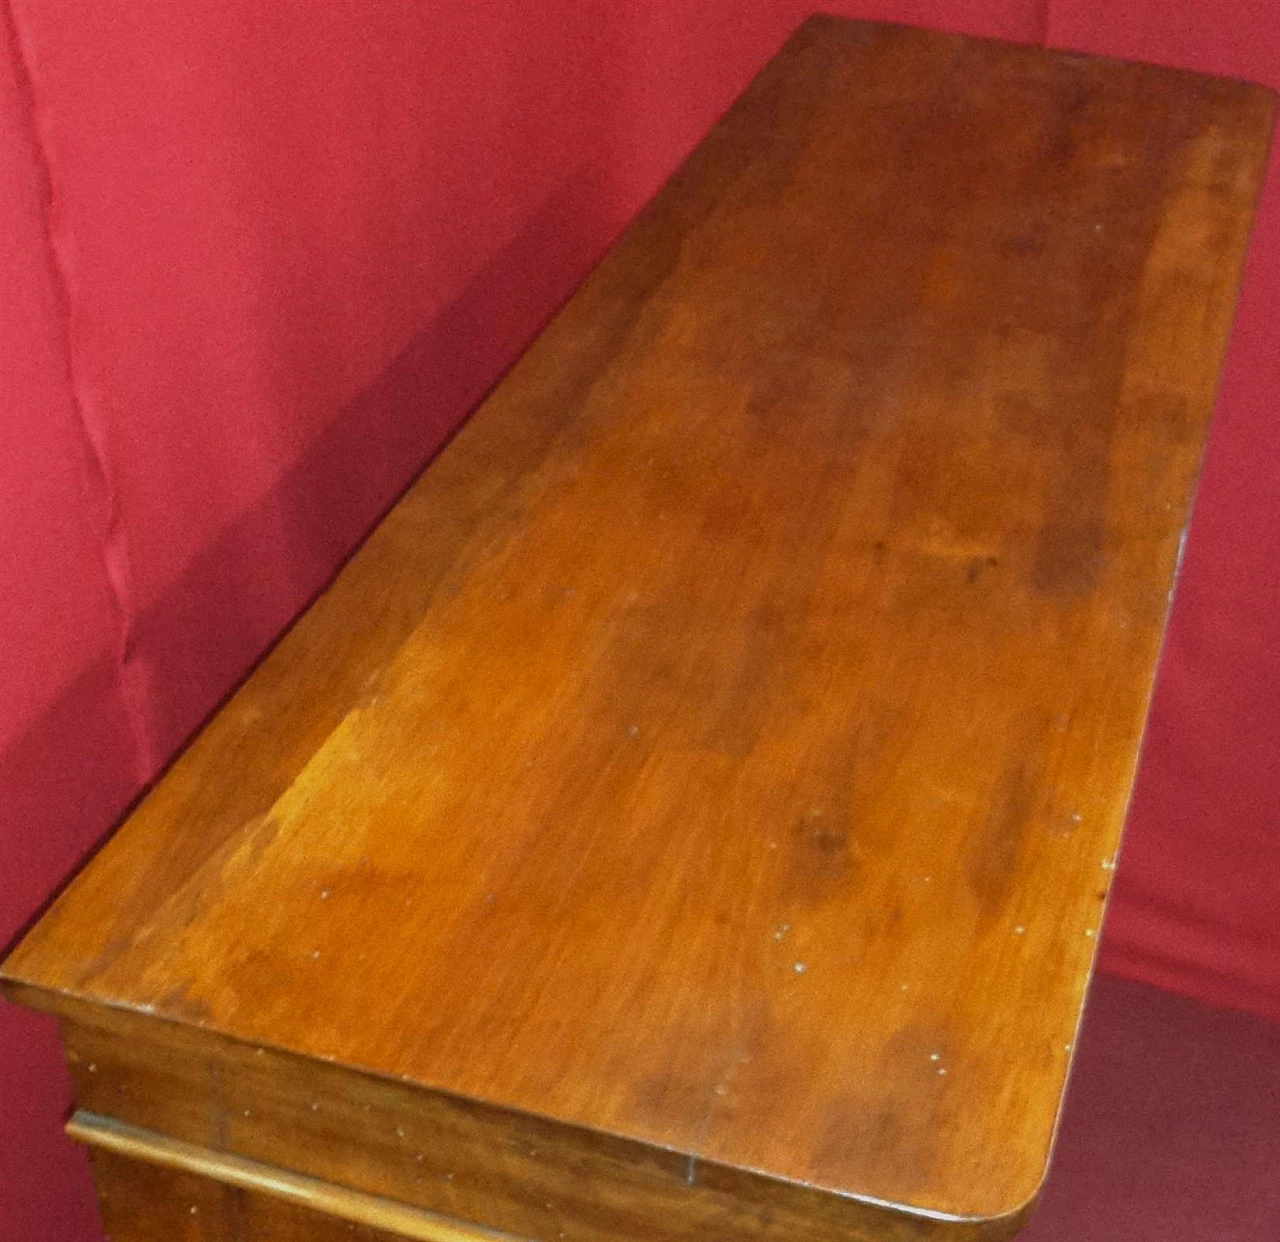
[
  {"x1": 88, "y1": 1146, "x2": 454, "y2": 1242},
  {"x1": 4, "y1": 17, "x2": 1273, "y2": 1233}
]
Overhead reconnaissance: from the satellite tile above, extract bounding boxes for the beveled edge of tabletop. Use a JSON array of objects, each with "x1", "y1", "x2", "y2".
[{"x1": 2, "y1": 977, "x2": 1038, "y2": 1241}]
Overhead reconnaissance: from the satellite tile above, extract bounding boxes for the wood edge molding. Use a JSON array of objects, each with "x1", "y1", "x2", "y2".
[{"x1": 65, "y1": 1110, "x2": 531, "y2": 1242}]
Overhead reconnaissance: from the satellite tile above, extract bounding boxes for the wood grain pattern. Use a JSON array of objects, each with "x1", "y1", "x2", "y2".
[
  {"x1": 70, "y1": 1112, "x2": 523, "y2": 1242},
  {"x1": 4, "y1": 16, "x2": 1274, "y2": 1240},
  {"x1": 87, "y1": 1146, "x2": 464, "y2": 1242},
  {"x1": 43, "y1": 995, "x2": 1005, "y2": 1242}
]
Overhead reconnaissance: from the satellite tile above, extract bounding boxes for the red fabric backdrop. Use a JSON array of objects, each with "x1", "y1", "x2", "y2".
[{"x1": 1, "y1": 3, "x2": 1275, "y2": 1238}]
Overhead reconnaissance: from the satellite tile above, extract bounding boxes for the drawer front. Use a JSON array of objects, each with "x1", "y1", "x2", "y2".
[
  {"x1": 76, "y1": 1112, "x2": 524, "y2": 1242},
  {"x1": 92, "y1": 1148, "x2": 411, "y2": 1242}
]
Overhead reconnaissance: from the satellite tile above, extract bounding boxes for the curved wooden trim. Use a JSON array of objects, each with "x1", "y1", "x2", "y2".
[{"x1": 66, "y1": 1110, "x2": 529, "y2": 1242}]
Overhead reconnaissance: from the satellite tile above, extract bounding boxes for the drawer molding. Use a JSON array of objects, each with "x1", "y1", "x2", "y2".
[{"x1": 66, "y1": 1110, "x2": 529, "y2": 1242}]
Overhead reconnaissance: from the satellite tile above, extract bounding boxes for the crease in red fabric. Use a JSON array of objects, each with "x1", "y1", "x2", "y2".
[{"x1": 2, "y1": 0, "x2": 156, "y2": 780}]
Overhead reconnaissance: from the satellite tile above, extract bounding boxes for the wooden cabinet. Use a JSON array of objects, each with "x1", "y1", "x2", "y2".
[{"x1": 3, "y1": 17, "x2": 1272, "y2": 1241}]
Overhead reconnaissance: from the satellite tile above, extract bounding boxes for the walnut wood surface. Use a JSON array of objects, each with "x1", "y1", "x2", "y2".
[
  {"x1": 4, "y1": 16, "x2": 1273, "y2": 1239},
  {"x1": 71, "y1": 1111, "x2": 524, "y2": 1242},
  {"x1": 88, "y1": 1146, "x2": 451, "y2": 1242},
  {"x1": 39, "y1": 995, "x2": 1000, "y2": 1242}
]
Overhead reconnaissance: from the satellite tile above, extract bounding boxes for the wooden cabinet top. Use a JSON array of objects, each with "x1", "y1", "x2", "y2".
[{"x1": 5, "y1": 17, "x2": 1273, "y2": 1241}]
